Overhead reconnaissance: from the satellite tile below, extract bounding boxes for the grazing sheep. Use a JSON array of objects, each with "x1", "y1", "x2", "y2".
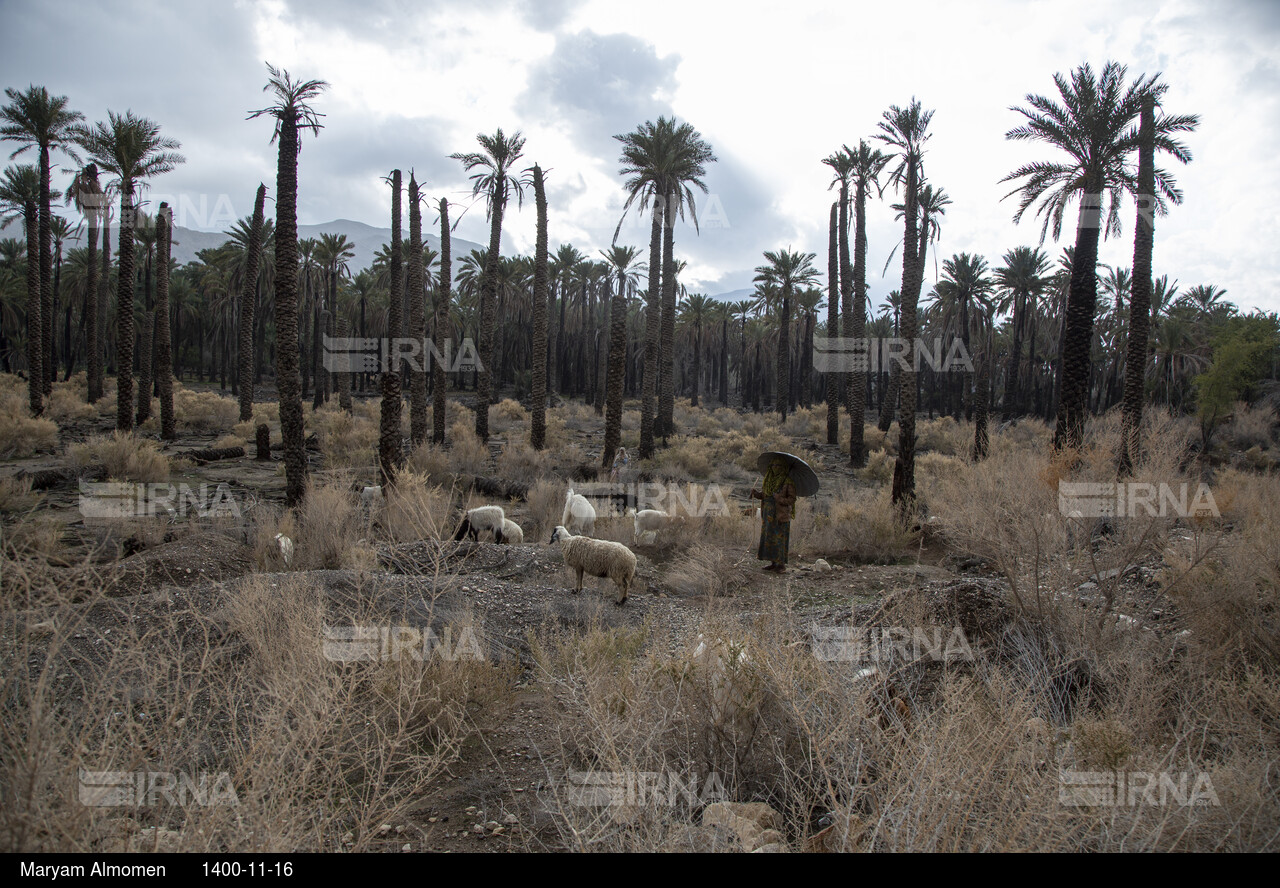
[
  {"x1": 692, "y1": 634, "x2": 754, "y2": 726},
  {"x1": 549, "y1": 525, "x2": 635, "y2": 604},
  {"x1": 561, "y1": 488, "x2": 596, "y2": 536},
  {"x1": 453, "y1": 505, "x2": 507, "y2": 543},
  {"x1": 274, "y1": 533, "x2": 294, "y2": 567},
  {"x1": 627, "y1": 507, "x2": 685, "y2": 544},
  {"x1": 500, "y1": 517, "x2": 524, "y2": 545}
]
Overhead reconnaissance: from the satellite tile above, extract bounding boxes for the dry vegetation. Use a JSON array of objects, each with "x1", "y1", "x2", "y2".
[{"x1": 1, "y1": 375, "x2": 1277, "y2": 852}]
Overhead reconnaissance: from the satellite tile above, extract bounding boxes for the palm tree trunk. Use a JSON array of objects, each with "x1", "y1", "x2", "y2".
[
  {"x1": 407, "y1": 174, "x2": 428, "y2": 446},
  {"x1": 972, "y1": 320, "x2": 990, "y2": 460},
  {"x1": 475, "y1": 183, "x2": 503, "y2": 441},
  {"x1": 39, "y1": 145, "x2": 54, "y2": 398},
  {"x1": 1054, "y1": 184, "x2": 1104, "y2": 452},
  {"x1": 826, "y1": 201, "x2": 840, "y2": 444},
  {"x1": 1119, "y1": 96, "x2": 1156, "y2": 476},
  {"x1": 658, "y1": 188, "x2": 677, "y2": 440},
  {"x1": 433, "y1": 198, "x2": 450, "y2": 445},
  {"x1": 776, "y1": 292, "x2": 791, "y2": 421},
  {"x1": 22, "y1": 198, "x2": 42, "y2": 414},
  {"x1": 603, "y1": 272, "x2": 627, "y2": 469},
  {"x1": 380, "y1": 169, "x2": 404, "y2": 484},
  {"x1": 850, "y1": 181, "x2": 870, "y2": 465},
  {"x1": 275, "y1": 108, "x2": 307, "y2": 506},
  {"x1": 238, "y1": 184, "x2": 266, "y2": 422},
  {"x1": 1002, "y1": 289, "x2": 1024, "y2": 421},
  {"x1": 156, "y1": 205, "x2": 175, "y2": 440},
  {"x1": 94, "y1": 219, "x2": 109, "y2": 402},
  {"x1": 639, "y1": 202, "x2": 663, "y2": 458},
  {"x1": 115, "y1": 187, "x2": 137, "y2": 432},
  {"x1": 530, "y1": 166, "x2": 550, "y2": 450},
  {"x1": 891, "y1": 161, "x2": 922, "y2": 510}
]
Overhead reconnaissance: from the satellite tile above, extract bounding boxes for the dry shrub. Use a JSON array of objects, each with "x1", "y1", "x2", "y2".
[
  {"x1": 491, "y1": 397, "x2": 530, "y2": 432},
  {"x1": 447, "y1": 421, "x2": 489, "y2": 476},
  {"x1": 311, "y1": 405, "x2": 376, "y2": 470},
  {"x1": 496, "y1": 438, "x2": 553, "y2": 478},
  {"x1": 526, "y1": 478, "x2": 565, "y2": 544},
  {"x1": 859, "y1": 447, "x2": 895, "y2": 482},
  {"x1": 663, "y1": 544, "x2": 748, "y2": 598},
  {"x1": 248, "y1": 502, "x2": 298, "y2": 571},
  {"x1": 405, "y1": 441, "x2": 452, "y2": 480},
  {"x1": 2, "y1": 512, "x2": 65, "y2": 563},
  {"x1": 171, "y1": 387, "x2": 239, "y2": 433},
  {"x1": 653, "y1": 437, "x2": 715, "y2": 480},
  {"x1": 213, "y1": 433, "x2": 247, "y2": 450},
  {"x1": 557, "y1": 400, "x2": 596, "y2": 432},
  {"x1": 782, "y1": 406, "x2": 823, "y2": 439},
  {"x1": 381, "y1": 470, "x2": 456, "y2": 542},
  {"x1": 294, "y1": 474, "x2": 368, "y2": 570},
  {"x1": 0, "y1": 476, "x2": 39, "y2": 513},
  {"x1": 66, "y1": 432, "x2": 170, "y2": 482},
  {"x1": 916, "y1": 416, "x2": 969, "y2": 456},
  {"x1": 0, "y1": 558, "x2": 514, "y2": 852},
  {"x1": 800, "y1": 485, "x2": 916, "y2": 563},
  {"x1": 622, "y1": 408, "x2": 640, "y2": 432},
  {"x1": 1224, "y1": 401, "x2": 1277, "y2": 451},
  {"x1": 0, "y1": 381, "x2": 59, "y2": 459},
  {"x1": 45, "y1": 383, "x2": 95, "y2": 422}
]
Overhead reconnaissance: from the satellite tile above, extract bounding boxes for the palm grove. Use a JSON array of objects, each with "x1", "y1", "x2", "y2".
[{"x1": 3, "y1": 61, "x2": 1276, "y2": 510}]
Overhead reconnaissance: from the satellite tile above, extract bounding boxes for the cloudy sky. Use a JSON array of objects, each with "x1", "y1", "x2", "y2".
[{"x1": 3, "y1": 0, "x2": 1277, "y2": 313}]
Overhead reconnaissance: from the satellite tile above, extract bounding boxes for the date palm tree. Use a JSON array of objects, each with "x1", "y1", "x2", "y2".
[
  {"x1": 615, "y1": 117, "x2": 716, "y2": 451},
  {"x1": 249, "y1": 63, "x2": 327, "y2": 505},
  {"x1": 379, "y1": 172, "x2": 403, "y2": 480},
  {"x1": 601, "y1": 244, "x2": 642, "y2": 469},
  {"x1": 2, "y1": 86, "x2": 83, "y2": 402},
  {"x1": 74, "y1": 110, "x2": 184, "y2": 432},
  {"x1": 824, "y1": 200, "x2": 839, "y2": 443},
  {"x1": 65, "y1": 162, "x2": 106, "y2": 402},
  {"x1": 994, "y1": 246, "x2": 1050, "y2": 421},
  {"x1": 451, "y1": 128, "x2": 526, "y2": 441},
  {"x1": 755, "y1": 248, "x2": 819, "y2": 421},
  {"x1": 679, "y1": 292, "x2": 715, "y2": 408},
  {"x1": 877, "y1": 99, "x2": 933, "y2": 510},
  {"x1": 0, "y1": 163, "x2": 43, "y2": 413},
  {"x1": 846, "y1": 141, "x2": 891, "y2": 464},
  {"x1": 1002, "y1": 62, "x2": 1197, "y2": 451},
  {"x1": 155, "y1": 202, "x2": 175, "y2": 439}
]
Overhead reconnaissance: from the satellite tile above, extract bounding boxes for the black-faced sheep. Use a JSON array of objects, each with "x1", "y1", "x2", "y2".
[
  {"x1": 453, "y1": 505, "x2": 507, "y2": 543},
  {"x1": 561, "y1": 488, "x2": 596, "y2": 536},
  {"x1": 549, "y1": 525, "x2": 636, "y2": 605}
]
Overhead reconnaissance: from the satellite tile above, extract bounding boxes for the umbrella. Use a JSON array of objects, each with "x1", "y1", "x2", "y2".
[{"x1": 756, "y1": 451, "x2": 820, "y2": 497}]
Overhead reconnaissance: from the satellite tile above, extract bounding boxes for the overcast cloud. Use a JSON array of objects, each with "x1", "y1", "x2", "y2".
[{"x1": 2, "y1": 0, "x2": 1276, "y2": 313}]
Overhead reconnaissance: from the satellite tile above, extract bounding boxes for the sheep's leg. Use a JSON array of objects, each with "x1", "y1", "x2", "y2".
[
  {"x1": 615, "y1": 576, "x2": 628, "y2": 606},
  {"x1": 495, "y1": 528, "x2": 504, "y2": 545},
  {"x1": 574, "y1": 567, "x2": 583, "y2": 593}
]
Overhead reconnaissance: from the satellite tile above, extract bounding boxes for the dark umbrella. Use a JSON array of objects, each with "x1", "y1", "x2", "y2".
[{"x1": 756, "y1": 451, "x2": 820, "y2": 497}]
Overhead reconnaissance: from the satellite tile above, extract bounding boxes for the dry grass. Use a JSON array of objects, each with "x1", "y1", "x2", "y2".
[
  {"x1": 496, "y1": 439, "x2": 553, "y2": 478},
  {"x1": 0, "y1": 376, "x2": 59, "y2": 459},
  {"x1": 310, "y1": 405, "x2": 377, "y2": 471},
  {"x1": 381, "y1": 470, "x2": 457, "y2": 542},
  {"x1": 799, "y1": 485, "x2": 917, "y2": 563},
  {"x1": 65, "y1": 432, "x2": 170, "y2": 483}
]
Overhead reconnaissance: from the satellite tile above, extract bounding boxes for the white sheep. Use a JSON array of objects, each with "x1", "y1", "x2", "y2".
[
  {"x1": 361, "y1": 485, "x2": 383, "y2": 506},
  {"x1": 627, "y1": 507, "x2": 685, "y2": 544},
  {"x1": 692, "y1": 634, "x2": 753, "y2": 726},
  {"x1": 453, "y1": 505, "x2": 508, "y2": 543},
  {"x1": 561, "y1": 488, "x2": 596, "y2": 536},
  {"x1": 549, "y1": 525, "x2": 636, "y2": 605},
  {"x1": 500, "y1": 518, "x2": 524, "y2": 545}
]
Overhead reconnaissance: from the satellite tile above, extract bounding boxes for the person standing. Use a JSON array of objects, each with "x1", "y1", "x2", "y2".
[{"x1": 752, "y1": 456, "x2": 798, "y2": 572}]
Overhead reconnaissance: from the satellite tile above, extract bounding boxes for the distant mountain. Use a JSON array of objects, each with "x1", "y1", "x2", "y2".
[{"x1": 0, "y1": 217, "x2": 486, "y2": 277}]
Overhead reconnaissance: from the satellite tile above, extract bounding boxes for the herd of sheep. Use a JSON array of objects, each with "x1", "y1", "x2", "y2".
[{"x1": 357, "y1": 485, "x2": 679, "y2": 606}]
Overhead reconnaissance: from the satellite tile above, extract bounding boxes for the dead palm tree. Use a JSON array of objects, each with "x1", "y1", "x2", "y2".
[
  {"x1": 433, "y1": 197, "x2": 451, "y2": 445},
  {"x1": 249, "y1": 63, "x2": 327, "y2": 505},
  {"x1": 529, "y1": 164, "x2": 551, "y2": 450},
  {"x1": 237, "y1": 183, "x2": 266, "y2": 421},
  {"x1": 407, "y1": 172, "x2": 429, "y2": 447},
  {"x1": 155, "y1": 202, "x2": 175, "y2": 439},
  {"x1": 451, "y1": 128, "x2": 526, "y2": 441},
  {"x1": 74, "y1": 110, "x2": 184, "y2": 432}
]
